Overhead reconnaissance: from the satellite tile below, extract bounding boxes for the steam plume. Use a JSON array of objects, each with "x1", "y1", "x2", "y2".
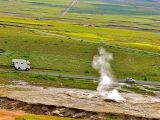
[
  {"x1": 62, "y1": 0, "x2": 79, "y2": 16},
  {"x1": 92, "y1": 47, "x2": 124, "y2": 101}
]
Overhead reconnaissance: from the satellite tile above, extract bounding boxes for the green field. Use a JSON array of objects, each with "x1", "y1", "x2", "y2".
[
  {"x1": 16, "y1": 114, "x2": 80, "y2": 120},
  {"x1": 16, "y1": 114, "x2": 121, "y2": 120},
  {"x1": 0, "y1": 72, "x2": 97, "y2": 90},
  {"x1": 0, "y1": 0, "x2": 160, "y2": 82}
]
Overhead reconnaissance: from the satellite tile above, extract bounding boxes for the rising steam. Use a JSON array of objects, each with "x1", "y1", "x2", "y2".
[
  {"x1": 62, "y1": 0, "x2": 79, "y2": 16},
  {"x1": 92, "y1": 47, "x2": 124, "y2": 101}
]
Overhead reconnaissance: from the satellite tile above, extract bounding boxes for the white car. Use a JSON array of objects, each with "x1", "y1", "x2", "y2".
[
  {"x1": 125, "y1": 78, "x2": 136, "y2": 84},
  {"x1": 12, "y1": 59, "x2": 30, "y2": 71}
]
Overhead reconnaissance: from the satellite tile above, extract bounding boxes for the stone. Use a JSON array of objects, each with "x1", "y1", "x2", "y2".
[
  {"x1": 72, "y1": 112, "x2": 86, "y2": 118},
  {"x1": 51, "y1": 109, "x2": 61, "y2": 115},
  {"x1": 90, "y1": 115, "x2": 99, "y2": 120},
  {"x1": 63, "y1": 109, "x2": 75, "y2": 117},
  {"x1": 42, "y1": 106, "x2": 49, "y2": 112},
  {"x1": 52, "y1": 108, "x2": 69, "y2": 115},
  {"x1": 45, "y1": 111, "x2": 51, "y2": 115}
]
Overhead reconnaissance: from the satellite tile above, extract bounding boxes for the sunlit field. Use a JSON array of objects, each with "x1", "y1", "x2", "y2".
[{"x1": 0, "y1": 0, "x2": 160, "y2": 82}]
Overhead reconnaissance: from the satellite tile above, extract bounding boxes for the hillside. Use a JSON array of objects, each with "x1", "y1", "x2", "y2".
[
  {"x1": 72, "y1": 0, "x2": 160, "y2": 15},
  {"x1": 0, "y1": 0, "x2": 160, "y2": 81}
]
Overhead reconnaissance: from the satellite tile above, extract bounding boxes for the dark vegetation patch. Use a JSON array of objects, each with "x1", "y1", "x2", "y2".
[
  {"x1": 0, "y1": 49, "x2": 5, "y2": 53},
  {"x1": 104, "y1": 24, "x2": 160, "y2": 33},
  {"x1": 144, "y1": 86, "x2": 160, "y2": 91},
  {"x1": 122, "y1": 85, "x2": 156, "y2": 96},
  {"x1": 30, "y1": 2, "x2": 65, "y2": 8},
  {"x1": 72, "y1": 2, "x2": 160, "y2": 15}
]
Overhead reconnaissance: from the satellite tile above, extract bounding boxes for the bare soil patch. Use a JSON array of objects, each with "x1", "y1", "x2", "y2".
[{"x1": 0, "y1": 109, "x2": 25, "y2": 120}]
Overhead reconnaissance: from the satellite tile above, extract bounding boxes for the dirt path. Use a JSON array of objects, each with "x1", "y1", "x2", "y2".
[{"x1": 0, "y1": 109, "x2": 25, "y2": 120}]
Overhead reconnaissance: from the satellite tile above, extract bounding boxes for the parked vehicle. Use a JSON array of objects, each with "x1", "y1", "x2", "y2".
[
  {"x1": 12, "y1": 59, "x2": 30, "y2": 71},
  {"x1": 125, "y1": 78, "x2": 136, "y2": 84}
]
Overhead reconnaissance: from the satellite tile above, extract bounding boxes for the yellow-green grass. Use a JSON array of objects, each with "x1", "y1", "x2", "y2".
[
  {"x1": 144, "y1": 86, "x2": 160, "y2": 91},
  {"x1": 0, "y1": 0, "x2": 160, "y2": 31},
  {"x1": 16, "y1": 114, "x2": 80, "y2": 120},
  {"x1": 16, "y1": 114, "x2": 121, "y2": 120},
  {"x1": 1, "y1": 17, "x2": 160, "y2": 53},
  {"x1": 0, "y1": 24, "x2": 160, "y2": 81},
  {"x1": 0, "y1": 72, "x2": 97, "y2": 90},
  {"x1": 122, "y1": 85, "x2": 156, "y2": 96},
  {"x1": 1, "y1": 0, "x2": 160, "y2": 16},
  {"x1": 0, "y1": 16, "x2": 160, "y2": 82}
]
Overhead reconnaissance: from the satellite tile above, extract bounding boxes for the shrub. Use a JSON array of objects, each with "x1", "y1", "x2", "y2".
[
  {"x1": 32, "y1": 74, "x2": 55, "y2": 81},
  {"x1": 68, "y1": 77, "x2": 74, "y2": 80},
  {"x1": 144, "y1": 76, "x2": 148, "y2": 81},
  {"x1": 84, "y1": 70, "x2": 89, "y2": 73}
]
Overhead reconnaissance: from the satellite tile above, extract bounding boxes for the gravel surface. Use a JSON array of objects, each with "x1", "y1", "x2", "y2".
[{"x1": 0, "y1": 84, "x2": 160, "y2": 119}]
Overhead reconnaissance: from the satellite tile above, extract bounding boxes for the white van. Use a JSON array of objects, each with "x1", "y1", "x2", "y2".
[{"x1": 12, "y1": 59, "x2": 31, "y2": 71}]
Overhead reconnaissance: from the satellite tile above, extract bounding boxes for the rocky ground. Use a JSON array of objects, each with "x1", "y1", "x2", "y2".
[{"x1": 0, "y1": 81, "x2": 160, "y2": 120}]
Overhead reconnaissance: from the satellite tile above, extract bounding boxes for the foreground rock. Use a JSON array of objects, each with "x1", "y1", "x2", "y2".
[{"x1": 0, "y1": 85, "x2": 160, "y2": 120}]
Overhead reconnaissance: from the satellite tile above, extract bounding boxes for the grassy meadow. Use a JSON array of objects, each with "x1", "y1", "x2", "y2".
[
  {"x1": 0, "y1": 72, "x2": 97, "y2": 90},
  {"x1": 16, "y1": 114, "x2": 121, "y2": 120},
  {"x1": 16, "y1": 114, "x2": 80, "y2": 120},
  {"x1": 0, "y1": 0, "x2": 160, "y2": 82}
]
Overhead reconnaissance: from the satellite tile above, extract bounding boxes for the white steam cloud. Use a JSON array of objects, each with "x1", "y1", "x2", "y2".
[
  {"x1": 62, "y1": 0, "x2": 79, "y2": 16},
  {"x1": 92, "y1": 47, "x2": 124, "y2": 101}
]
